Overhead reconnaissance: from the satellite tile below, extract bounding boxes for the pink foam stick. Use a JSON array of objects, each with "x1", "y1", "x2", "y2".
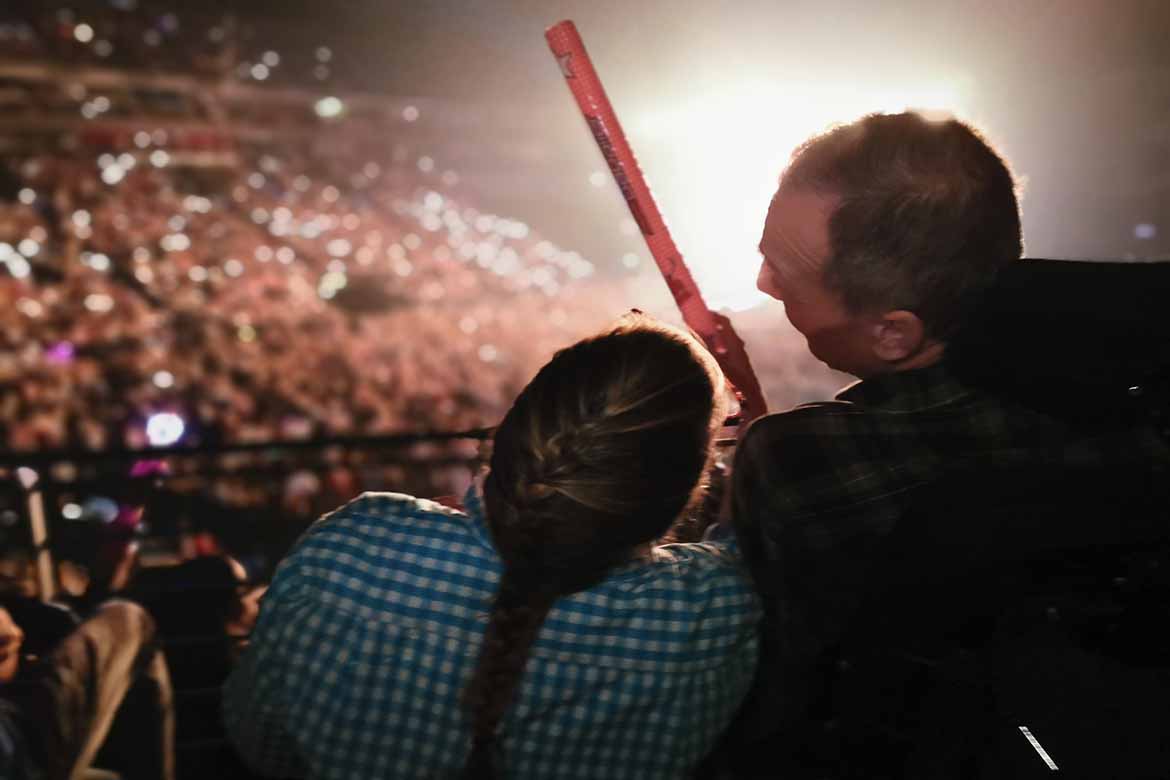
[{"x1": 545, "y1": 20, "x2": 766, "y2": 416}]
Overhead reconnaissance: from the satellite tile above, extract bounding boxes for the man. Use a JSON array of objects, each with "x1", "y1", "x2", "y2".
[{"x1": 722, "y1": 111, "x2": 1170, "y2": 775}]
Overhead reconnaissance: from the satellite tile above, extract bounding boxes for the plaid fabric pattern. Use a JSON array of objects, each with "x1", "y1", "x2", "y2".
[
  {"x1": 729, "y1": 360, "x2": 1170, "y2": 735},
  {"x1": 224, "y1": 486, "x2": 760, "y2": 779}
]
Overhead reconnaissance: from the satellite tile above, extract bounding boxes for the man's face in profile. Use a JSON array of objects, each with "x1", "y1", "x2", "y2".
[{"x1": 757, "y1": 188, "x2": 878, "y2": 377}]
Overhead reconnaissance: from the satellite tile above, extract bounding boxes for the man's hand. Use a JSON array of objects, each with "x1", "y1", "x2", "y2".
[{"x1": 710, "y1": 311, "x2": 768, "y2": 430}]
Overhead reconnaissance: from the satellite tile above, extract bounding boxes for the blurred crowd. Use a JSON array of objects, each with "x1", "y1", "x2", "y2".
[
  {"x1": 0, "y1": 1, "x2": 340, "y2": 88},
  {"x1": 0, "y1": 0, "x2": 845, "y2": 574},
  {"x1": 1, "y1": 0, "x2": 845, "y2": 466},
  {"x1": 0, "y1": 4, "x2": 855, "y2": 777},
  {"x1": 0, "y1": 140, "x2": 623, "y2": 456}
]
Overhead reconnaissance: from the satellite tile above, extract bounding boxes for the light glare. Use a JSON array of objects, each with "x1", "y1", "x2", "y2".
[
  {"x1": 631, "y1": 80, "x2": 967, "y2": 310},
  {"x1": 315, "y1": 96, "x2": 344, "y2": 118},
  {"x1": 146, "y1": 412, "x2": 185, "y2": 446}
]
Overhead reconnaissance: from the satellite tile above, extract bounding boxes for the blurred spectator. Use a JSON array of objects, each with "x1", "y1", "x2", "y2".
[
  {"x1": 50, "y1": 491, "x2": 145, "y2": 617},
  {"x1": 125, "y1": 555, "x2": 264, "y2": 780},
  {"x1": 128, "y1": 555, "x2": 262, "y2": 679},
  {"x1": 0, "y1": 597, "x2": 174, "y2": 780}
]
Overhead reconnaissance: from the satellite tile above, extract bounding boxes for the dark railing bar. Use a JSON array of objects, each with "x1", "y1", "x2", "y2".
[{"x1": 0, "y1": 427, "x2": 495, "y2": 468}]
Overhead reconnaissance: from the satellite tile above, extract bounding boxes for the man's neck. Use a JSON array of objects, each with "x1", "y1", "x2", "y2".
[{"x1": 886, "y1": 340, "x2": 946, "y2": 375}]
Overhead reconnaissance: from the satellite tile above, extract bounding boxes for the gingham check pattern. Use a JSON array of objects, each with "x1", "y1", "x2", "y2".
[{"x1": 224, "y1": 487, "x2": 760, "y2": 779}]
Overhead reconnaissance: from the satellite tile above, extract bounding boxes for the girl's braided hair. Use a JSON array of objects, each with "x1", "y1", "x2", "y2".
[{"x1": 461, "y1": 313, "x2": 725, "y2": 778}]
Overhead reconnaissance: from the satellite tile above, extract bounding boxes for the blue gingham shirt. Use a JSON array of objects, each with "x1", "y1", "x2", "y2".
[{"x1": 223, "y1": 486, "x2": 761, "y2": 779}]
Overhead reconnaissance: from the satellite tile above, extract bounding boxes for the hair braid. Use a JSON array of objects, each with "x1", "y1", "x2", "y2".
[
  {"x1": 460, "y1": 315, "x2": 724, "y2": 778},
  {"x1": 462, "y1": 572, "x2": 555, "y2": 779}
]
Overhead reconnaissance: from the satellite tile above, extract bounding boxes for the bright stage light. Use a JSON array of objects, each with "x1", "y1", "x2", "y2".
[
  {"x1": 630, "y1": 80, "x2": 967, "y2": 311},
  {"x1": 145, "y1": 412, "x2": 185, "y2": 446}
]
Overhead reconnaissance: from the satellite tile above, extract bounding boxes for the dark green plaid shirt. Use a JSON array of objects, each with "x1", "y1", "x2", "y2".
[{"x1": 730, "y1": 360, "x2": 1170, "y2": 737}]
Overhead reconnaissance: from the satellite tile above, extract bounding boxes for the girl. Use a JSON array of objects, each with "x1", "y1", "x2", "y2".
[{"x1": 226, "y1": 314, "x2": 760, "y2": 779}]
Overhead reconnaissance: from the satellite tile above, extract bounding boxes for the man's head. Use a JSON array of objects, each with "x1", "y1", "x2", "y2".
[{"x1": 757, "y1": 111, "x2": 1023, "y2": 377}]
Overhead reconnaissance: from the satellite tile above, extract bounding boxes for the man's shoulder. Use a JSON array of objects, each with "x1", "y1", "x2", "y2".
[
  {"x1": 740, "y1": 374, "x2": 976, "y2": 458},
  {"x1": 750, "y1": 399, "x2": 863, "y2": 432},
  {"x1": 732, "y1": 397, "x2": 940, "y2": 528},
  {"x1": 738, "y1": 400, "x2": 884, "y2": 467}
]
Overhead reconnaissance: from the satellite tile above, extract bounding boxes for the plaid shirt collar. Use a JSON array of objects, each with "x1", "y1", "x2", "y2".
[{"x1": 834, "y1": 361, "x2": 975, "y2": 412}]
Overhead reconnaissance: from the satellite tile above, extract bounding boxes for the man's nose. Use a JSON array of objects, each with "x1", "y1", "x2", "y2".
[{"x1": 756, "y1": 266, "x2": 782, "y2": 300}]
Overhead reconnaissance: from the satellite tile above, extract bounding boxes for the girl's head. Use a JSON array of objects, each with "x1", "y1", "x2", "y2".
[
  {"x1": 463, "y1": 314, "x2": 725, "y2": 777},
  {"x1": 484, "y1": 313, "x2": 725, "y2": 587}
]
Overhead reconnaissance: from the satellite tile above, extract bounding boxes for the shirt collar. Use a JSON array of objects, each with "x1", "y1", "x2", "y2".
[
  {"x1": 834, "y1": 361, "x2": 973, "y2": 412},
  {"x1": 461, "y1": 477, "x2": 497, "y2": 551},
  {"x1": 461, "y1": 475, "x2": 654, "y2": 582}
]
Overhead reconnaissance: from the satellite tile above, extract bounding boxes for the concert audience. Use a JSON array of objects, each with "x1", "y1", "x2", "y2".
[
  {"x1": 0, "y1": 145, "x2": 617, "y2": 458},
  {"x1": 1, "y1": 134, "x2": 841, "y2": 533},
  {"x1": 1, "y1": 3, "x2": 316, "y2": 86}
]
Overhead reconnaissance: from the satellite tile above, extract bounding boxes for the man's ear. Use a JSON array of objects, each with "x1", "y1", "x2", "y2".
[{"x1": 871, "y1": 310, "x2": 926, "y2": 363}]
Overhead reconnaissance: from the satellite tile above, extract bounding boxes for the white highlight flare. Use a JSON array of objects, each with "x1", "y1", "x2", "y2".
[
  {"x1": 1018, "y1": 726, "x2": 1059, "y2": 771},
  {"x1": 631, "y1": 80, "x2": 968, "y2": 311}
]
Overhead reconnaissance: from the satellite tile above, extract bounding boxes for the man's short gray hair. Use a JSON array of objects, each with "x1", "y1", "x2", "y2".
[{"x1": 780, "y1": 112, "x2": 1023, "y2": 340}]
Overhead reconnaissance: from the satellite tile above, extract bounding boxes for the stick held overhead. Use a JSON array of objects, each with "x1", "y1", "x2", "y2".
[{"x1": 545, "y1": 20, "x2": 766, "y2": 421}]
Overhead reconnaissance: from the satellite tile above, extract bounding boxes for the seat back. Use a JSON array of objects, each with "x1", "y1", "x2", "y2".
[
  {"x1": 948, "y1": 258, "x2": 1170, "y2": 427},
  {"x1": 816, "y1": 259, "x2": 1170, "y2": 779},
  {"x1": 827, "y1": 460, "x2": 1170, "y2": 779}
]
